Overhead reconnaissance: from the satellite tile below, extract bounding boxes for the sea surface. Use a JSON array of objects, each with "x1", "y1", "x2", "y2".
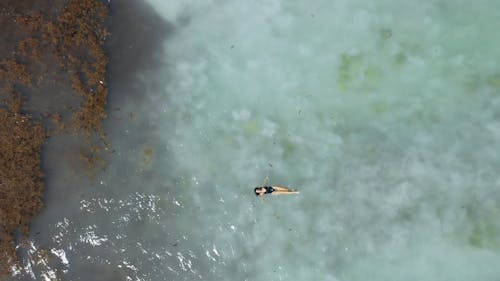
[{"x1": 11, "y1": 1, "x2": 500, "y2": 280}]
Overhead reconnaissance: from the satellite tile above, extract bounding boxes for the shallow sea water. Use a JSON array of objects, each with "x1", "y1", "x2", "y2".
[{"x1": 11, "y1": 1, "x2": 500, "y2": 280}]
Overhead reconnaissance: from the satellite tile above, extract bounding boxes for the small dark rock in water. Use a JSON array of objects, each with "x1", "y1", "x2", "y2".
[{"x1": 380, "y1": 28, "x2": 392, "y2": 39}]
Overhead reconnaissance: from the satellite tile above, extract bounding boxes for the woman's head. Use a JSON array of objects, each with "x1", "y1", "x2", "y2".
[{"x1": 254, "y1": 187, "x2": 265, "y2": 196}]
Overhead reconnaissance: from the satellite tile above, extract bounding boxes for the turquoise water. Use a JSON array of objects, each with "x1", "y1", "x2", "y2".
[{"x1": 13, "y1": 1, "x2": 500, "y2": 280}]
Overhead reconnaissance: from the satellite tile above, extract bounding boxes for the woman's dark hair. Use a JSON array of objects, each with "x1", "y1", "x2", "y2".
[{"x1": 254, "y1": 187, "x2": 261, "y2": 196}]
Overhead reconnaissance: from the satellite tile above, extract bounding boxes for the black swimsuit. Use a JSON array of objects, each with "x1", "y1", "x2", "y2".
[
  {"x1": 264, "y1": 186, "x2": 275, "y2": 194},
  {"x1": 255, "y1": 186, "x2": 275, "y2": 196}
]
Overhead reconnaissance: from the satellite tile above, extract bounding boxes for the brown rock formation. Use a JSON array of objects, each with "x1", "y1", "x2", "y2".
[{"x1": 0, "y1": 0, "x2": 109, "y2": 277}]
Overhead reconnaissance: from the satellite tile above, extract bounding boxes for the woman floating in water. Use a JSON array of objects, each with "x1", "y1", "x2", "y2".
[{"x1": 254, "y1": 185, "x2": 299, "y2": 196}]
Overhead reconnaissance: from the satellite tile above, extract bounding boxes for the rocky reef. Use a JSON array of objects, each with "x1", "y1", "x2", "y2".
[{"x1": 0, "y1": 0, "x2": 108, "y2": 276}]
